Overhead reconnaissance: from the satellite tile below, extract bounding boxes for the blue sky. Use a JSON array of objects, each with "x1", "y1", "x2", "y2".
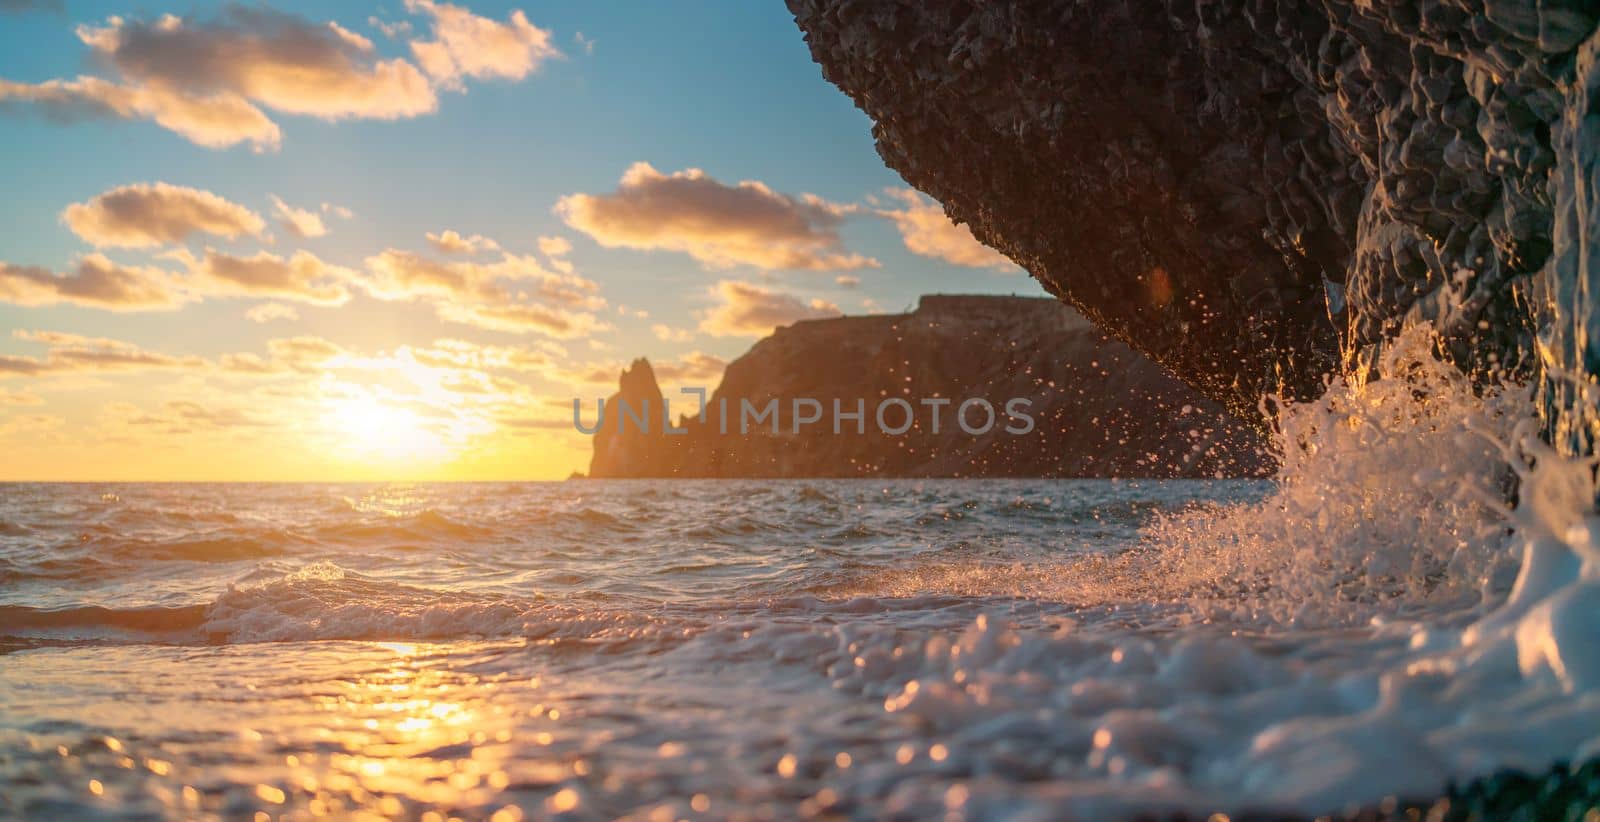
[{"x1": 0, "y1": 0, "x2": 1043, "y2": 479}]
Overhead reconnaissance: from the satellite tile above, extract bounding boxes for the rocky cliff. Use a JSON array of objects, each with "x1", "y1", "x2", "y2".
[
  {"x1": 585, "y1": 295, "x2": 1272, "y2": 478},
  {"x1": 788, "y1": 0, "x2": 1600, "y2": 429}
]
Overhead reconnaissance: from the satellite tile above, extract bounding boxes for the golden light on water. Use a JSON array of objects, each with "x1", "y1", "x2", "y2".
[{"x1": 6, "y1": 641, "x2": 604, "y2": 816}]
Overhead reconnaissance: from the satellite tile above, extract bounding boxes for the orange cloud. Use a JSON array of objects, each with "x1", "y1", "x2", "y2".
[
  {"x1": 698, "y1": 280, "x2": 840, "y2": 337},
  {"x1": 556, "y1": 163, "x2": 879, "y2": 271},
  {"x1": 875, "y1": 188, "x2": 1015, "y2": 271},
  {"x1": 365, "y1": 248, "x2": 487, "y2": 301},
  {"x1": 366, "y1": 249, "x2": 600, "y2": 304},
  {"x1": 62, "y1": 182, "x2": 265, "y2": 249},
  {"x1": 179, "y1": 248, "x2": 353, "y2": 306},
  {"x1": 0, "y1": 330, "x2": 205, "y2": 377},
  {"x1": 0, "y1": 5, "x2": 559, "y2": 149},
  {"x1": 220, "y1": 336, "x2": 346, "y2": 375},
  {"x1": 0, "y1": 329, "x2": 355, "y2": 382},
  {"x1": 77, "y1": 9, "x2": 437, "y2": 121},
  {"x1": 269, "y1": 195, "x2": 328, "y2": 239},
  {"x1": 405, "y1": 338, "x2": 566, "y2": 374},
  {"x1": 0, "y1": 75, "x2": 283, "y2": 150},
  {"x1": 406, "y1": 0, "x2": 560, "y2": 88},
  {"x1": 125, "y1": 399, "x2": 275, "y2": 433},
  {"x1": 652, "y1": 324, "x2": 694, "y2": 342},
  {"x1": 538, "y1": 235, "x2": 572, "y2": 257},
  {"x1": 363, "y1": 248, "x2": 607, "y2": 338},
  {"x1": 436, "y1": 302, "x2": 607, "y2": 338},
  {"x1": 0, "y1": 255, "x2": 186, "y2": 311},
  {"x1": 426, "y1": 229, "x2": 500, "y2": 255},
  {"x1": 245, "y1": 302, "x2": 299, "y2": 324},
  {"x1": 538, "y1": 235, "x2": 574, "y2": 273}
]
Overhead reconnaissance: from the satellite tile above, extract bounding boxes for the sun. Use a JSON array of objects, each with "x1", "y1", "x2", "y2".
[{"x1": 324, "y1": 395, "x2": 451, "y2": 464}]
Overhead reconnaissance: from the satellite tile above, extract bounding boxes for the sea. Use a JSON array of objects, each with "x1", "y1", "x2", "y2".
[{"x1": 2, "y1": 331, "x2": 1599, "y2": 820}]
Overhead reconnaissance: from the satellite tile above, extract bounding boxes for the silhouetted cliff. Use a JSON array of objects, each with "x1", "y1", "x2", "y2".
[{"x1": 585, "y1": 295, "x2": 1273, "y2": 478}]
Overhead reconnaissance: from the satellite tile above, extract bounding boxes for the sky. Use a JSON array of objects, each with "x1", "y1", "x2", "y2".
[{"x1": 0, "y1": 0, "x2": 1044, "y2": 481}]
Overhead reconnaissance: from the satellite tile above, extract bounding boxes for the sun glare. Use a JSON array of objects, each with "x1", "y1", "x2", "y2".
[{"x1": 325, "y1": 395, "x2": 451, "y2": 464}]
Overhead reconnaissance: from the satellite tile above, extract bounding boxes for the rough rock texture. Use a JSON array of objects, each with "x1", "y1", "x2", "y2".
[
  {"x1": 585, "y1": 295, "x2": 1272, "y2": 478},
  {"x1": 788, "y1": 0, "x2": 1599, "y2": 424}
]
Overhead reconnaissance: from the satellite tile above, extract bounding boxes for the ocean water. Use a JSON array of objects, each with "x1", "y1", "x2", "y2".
[{"x1": 4, "y1": 334, "x2": 1600, "y2": 820}]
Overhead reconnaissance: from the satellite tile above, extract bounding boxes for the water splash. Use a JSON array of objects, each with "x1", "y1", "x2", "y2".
[{"x1": 1139, "y1": 325, "x2": 1528, "y2": 627}]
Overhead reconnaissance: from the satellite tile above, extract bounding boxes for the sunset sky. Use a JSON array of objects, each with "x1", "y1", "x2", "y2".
[{"x1": 0, "y1": 0, "x2": 1040, "y2": 480}]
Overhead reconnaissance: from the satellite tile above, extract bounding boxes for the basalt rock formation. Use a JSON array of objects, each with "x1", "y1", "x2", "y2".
[
  {"x1": 584, "y1": 295, "x2": 1272, "y2": 478},
  {"x1": 788, "y1": 0, "x2": 1600, "y2": 428}
]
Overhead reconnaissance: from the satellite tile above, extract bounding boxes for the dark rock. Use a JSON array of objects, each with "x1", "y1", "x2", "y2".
[
  {"x1": 587, "y1": 358, "x2": 668, "y2": 479},
  {"x1": 585, "y1": 296, "x2": 1273, "y2": 479}
]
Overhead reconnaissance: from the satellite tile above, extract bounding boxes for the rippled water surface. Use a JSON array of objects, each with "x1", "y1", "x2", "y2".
[{"x1": 1, "y1": 477, "x2": 1597, "y2": 819}]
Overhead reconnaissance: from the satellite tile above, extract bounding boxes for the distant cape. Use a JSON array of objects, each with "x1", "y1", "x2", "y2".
[{"x1": 581, "y1": 295, "x2": 1274, "y2": 479}]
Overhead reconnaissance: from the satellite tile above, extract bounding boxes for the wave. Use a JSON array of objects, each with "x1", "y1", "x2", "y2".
[
  {"x1": 310, "y1": 508, "x2": 494, "y2": 543},
  {"x1": 0, "y1": 603, "x2": 208, "y2": 635},
  {"x1": 0, "y1": 564, "x2": 687, "y2": 647}
]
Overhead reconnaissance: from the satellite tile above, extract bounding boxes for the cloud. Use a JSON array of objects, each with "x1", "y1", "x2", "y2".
[
  {"x1": 365, "y1": 249, "x2": 486, "y2": 300},
  {"x1": 0, "y1": 329, "x2": 205, "y2": 377},
  {"x1": 537, "y1": 236, "x2": 572, "y2": 257},
  {"x1": 875, "y1": 188, "x2": 1016, "y2": 271},
  {"x1": 77, "y1": 9, "x2": 437, "y2": 121},
  {"x1": 652, "y1": 351, "x2": 726, "y2": 382},
  {"x1": 364, "y1": 249, "x2": 607, "y2": 338},
  {"x1": 270, "y1": 195, "x2": 327, "y2": 239},
  {"x1": 426, "y1": 229, "x2": 499, "y2": 255},
  {"x1": 698, "y1": 280, "x2": 840, "y2": 337},
  {"x1": 1, "y1": 5, "x2": 564, "y2": 150},
  {"x1": 406, "y1": 0, "x2": 560, "y2": 88},
  {"x1": 556, "y1": 163, "x2": 879, "y2": 271},
  {"x1": 436, "y1": 302, "x2": 605, "y2": 338},
  {"x1": 366, "y1": 250, "x2": 604, "y2": 308},
  {"x1": 62, "y1": 182, "x2": 265, "y2": 248},
  {"x1": 538, "y1": 235, "x2": 574, "y2": 273},
  {"x1": 0, "y1": 76, "x2": 284, "y2": 150},
  {"x1": 180, "y1": 248, "x2": 353, "y2": 305},
  {"x1": 126, "y1": 399, "x2": 274, "y2": 432},
  {"x1": 0, "y1": 255, "x2": 186, "y2": 311},
  {"x1": 405, "y1": 338, "x2": 564, "y2": 374},
  {"x1": 220, "y1": 335, "x2": 345, "y2": 375},
  {"x1": 245, "y1": 302, "x2": 299, "y2": 324},
  {"x1": 651, "y1": 324, "x2": 693, "y2": 342},
  {"x1": 0, "y1": 6, "x2": 515, "y2": 149},
  {"x1": 267, "y1": 336, "x2": 343, "y2": 364},
  {"x1": 835, "y1": 275, "x2": 860, "y2": 288}
]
